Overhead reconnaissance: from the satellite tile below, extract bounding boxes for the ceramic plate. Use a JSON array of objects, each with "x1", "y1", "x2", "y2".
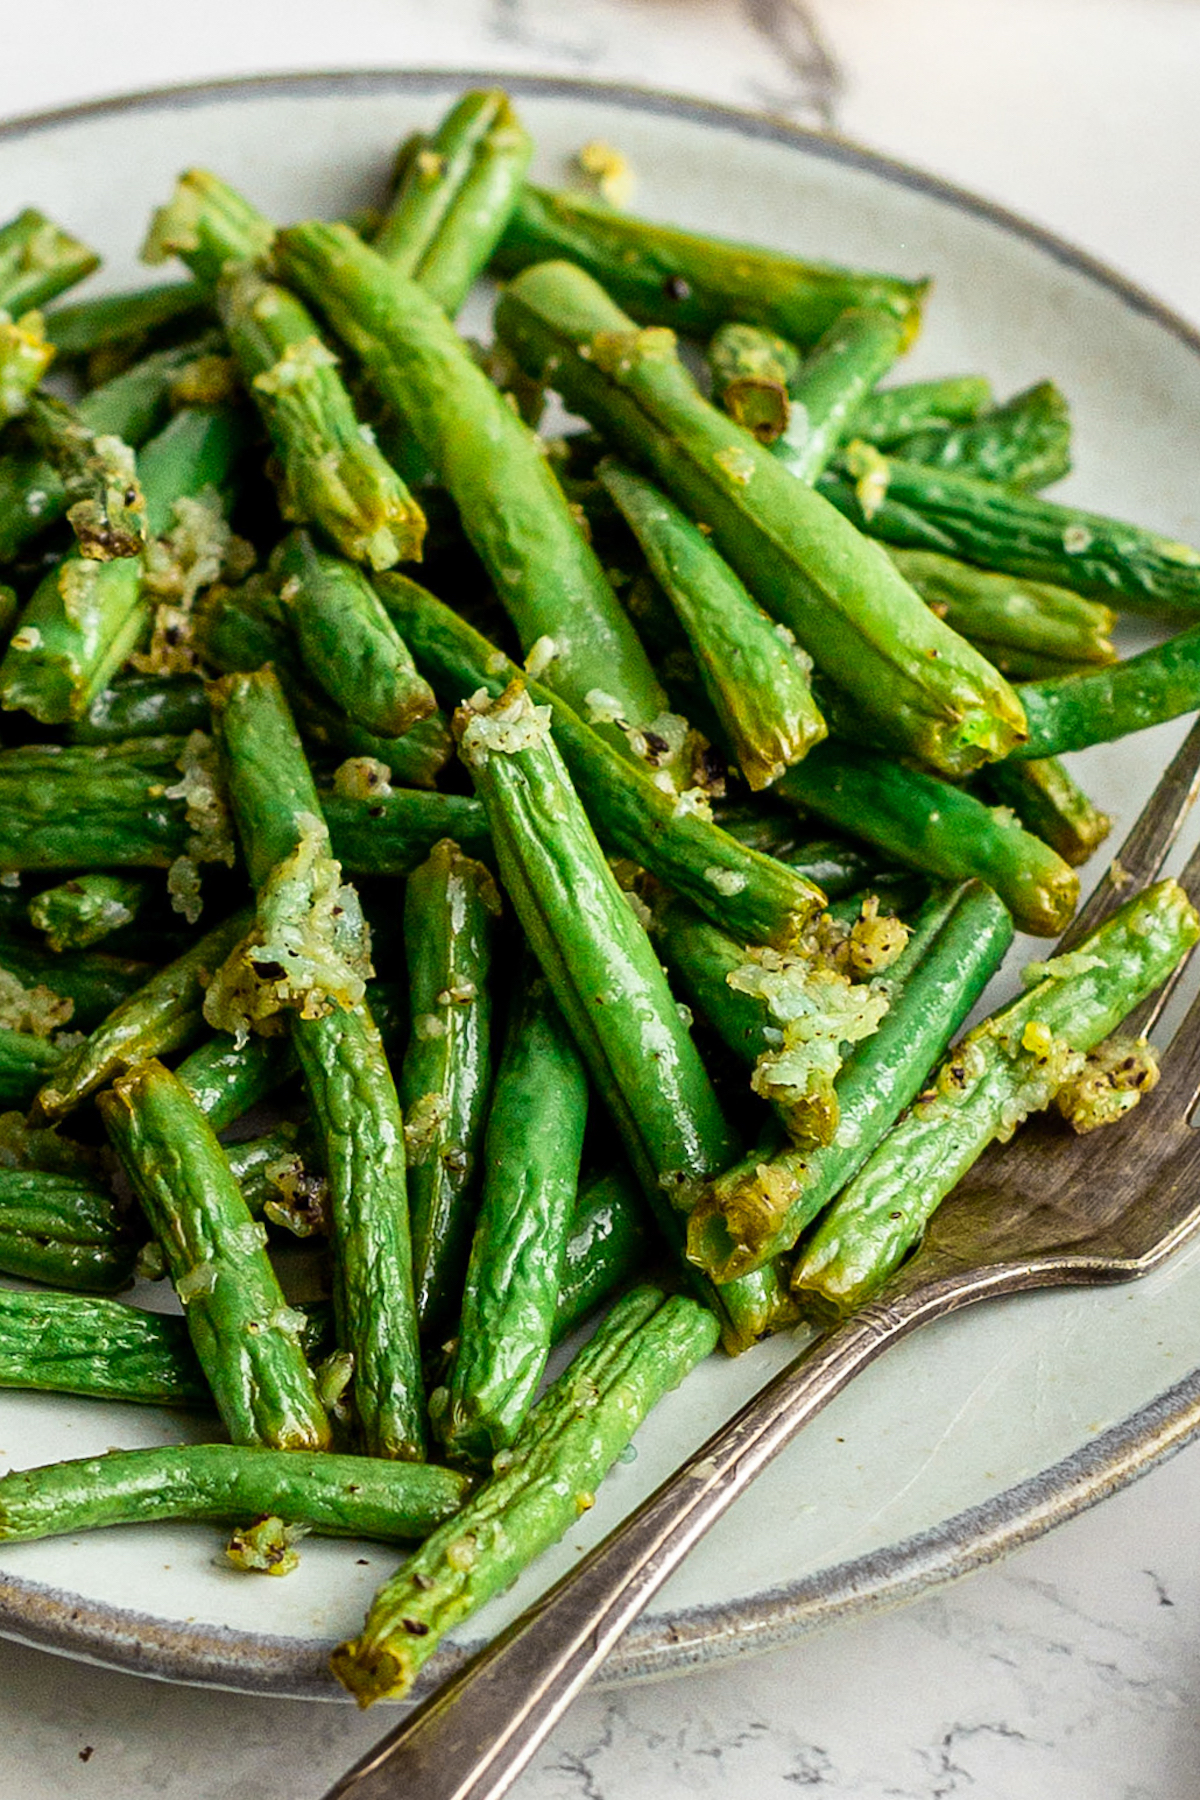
[{"x1": 2, "y1": 71, "x2": 1200, "y2": 1702}]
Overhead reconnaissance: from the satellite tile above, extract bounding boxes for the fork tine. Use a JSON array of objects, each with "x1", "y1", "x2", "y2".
[
  {"x1": 1144, "y1": 981, "x2": 1200, "y2": 1114},
  {"x1": 1122, "y1": 828, "x2": 1200, "y2": 1039},
  {"x1": 1058, "y1": 714, "x2": 1200, "y2": 954}
]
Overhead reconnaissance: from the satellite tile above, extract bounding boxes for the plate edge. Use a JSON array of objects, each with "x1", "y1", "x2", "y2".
[{"x1": 2, "y1": 1356, "x2": 1197, "y2": 1702}]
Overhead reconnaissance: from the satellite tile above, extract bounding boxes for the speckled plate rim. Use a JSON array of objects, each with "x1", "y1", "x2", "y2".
[{"x1": 2, "y1": 67, "x2": 1200, "y2": 1700}]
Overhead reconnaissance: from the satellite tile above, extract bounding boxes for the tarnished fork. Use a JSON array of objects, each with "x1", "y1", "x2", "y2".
[{"x1": 329, "y1": 718, "x2": 1200, "y2": 1800}]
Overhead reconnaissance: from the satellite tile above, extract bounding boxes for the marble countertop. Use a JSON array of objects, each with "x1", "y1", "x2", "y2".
[{"x1": 2, "y1": 4, "x2": 1200, "y2": 1795}]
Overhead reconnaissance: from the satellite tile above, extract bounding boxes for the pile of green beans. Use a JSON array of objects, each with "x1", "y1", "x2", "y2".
[{"x1": 0, "y1": 86, "x2": 1197, "y2": 1708}]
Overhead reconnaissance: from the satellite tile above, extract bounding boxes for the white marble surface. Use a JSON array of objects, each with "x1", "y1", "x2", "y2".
[{"x1": 3, "y1": 4, "x2": 1200, "y2": 1796}]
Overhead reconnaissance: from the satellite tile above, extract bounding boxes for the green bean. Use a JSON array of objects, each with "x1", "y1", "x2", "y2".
[
  {"x1": 191, "y1": 573, "x2": 285, "y2": 680},
  {"x1": 552, "y1": 1167, "x2": 654, "y2": 1339},
  {"x1": 99, "y1": 1058, "x2": 333, "y2": 1450},
  {"x1": 0, "y1": 1029, "x2": 64, "y2": 1110},
  {"x1": 691, "y1": 880, "x2": 1013, "y2": 1280},
  {"x1": 0, "y1": 311, "x2": 53, "y2": 424},
  {"x1": 793, "y1": 878, "x2": 1200, "y2": 1318},
  {"x1": 222, "y1": 265, "x2": 424, "y2": 567},
  {"x1": 374, "y1": 88, "x2": 533, "y2": 315},
  {"x1": 375, "y1": 95, "x2": 499, "y2": 269},
  {"x1": 1015, "y1": 622, "x2": 1200, "y2": 758},
  {"x1": 32, "y1": 906, "x2": 252, "y2": 1122},
  {"x1": 776, "y1": 741, "x2": 1079, "y2": 935},
  {"x1": 291, "y1": 1000, "x2": 427, "y2": 1458},
  {"x1": 0, "y1": 1166, "x2": 137, "y2": 1292},
  {"x1": 0, "y1": 1106, "x2": 103, "y2": 1180},
  {"x1": 375, "y1": 572, "x2": 824, "y2": 949},
  {"x1": 706, "y1": 321, "x2": 797, "y2": 444},
  {"x1": 493, "y1": 260, "x2": 1027, "y2": 778},
  {"x1": 0, "y1": 935, "x2": 154, "y2": 1032},
  {"x1": 332, "y1": 1284, "x2": 719, "y2": 1704},
  {"x1": 0, "y1": 209, "x2": 98, "y2": 314},
  {"x1": 384, "y1": 130, "x2": 430, "y2": 201},
  {"x1": 399, "y1": 839, "x2": 499, "y2": 1335},
  {"x1": 655, "y1": 891, "x2": 909, "y2": 1145},
  {"x1": 884, "y1": 380, "x2": 1072, "y2": 489},
  {"x1": 709, "y1": 802, "x2": 884, "y2": 891},
  {"x1": 770, "y1": 307, "x2": 910, "y2": 482},
  {"x1": 819, "y1": 453, "x2": 1200, "y2": 617},
  {"x1": 141, "y1": 171, "x2": 272, "y2": 283},
  {"x1": 175, "y1": 1030, "x2": 298, "y2": 1133},
  {"x1": 852, "y1": 375, "x2": 993, "y2": 445},
  {"x1": 0, "y1": 752, "x2": 192, "y2": 870},
  {"x1": 778, "y1": 839, "x2": 886, "y2": 896},
  {"x1": 302, "y1": 695, "x2": 453, "y2": 792},
  {"x1": 0, "y1": 442, "x2": 79, "y2": 567},
  {"x1": 325, "y1": 788, "x2": 491, "y2": 876},
  {"x1": 80, "y1": 331, "x2": 230, "y2": 436},
  {"x1": 43, "y1": 279, "x2": 210, "y2": 359},
  {"x1": 0, "y1": 1443, "x2": 469, "y2": 1547},
  {"x1": 6, "y1": 695, "x2": 460, "y2": 880},
  {"x1": 223, "y1": 1124, "x2": 315, "y2": 1224},
  {"x1": 0, "y1": 332, "x2": 227, "y2": 566},
  {"x1": 0, "y1": 1289, "x2": 212, "y2": 1407},
  {"x1": 359, "y1": 976, "x2": 408, "y2": 1053},
  {"x1": 0, "y1": 736, "x2": 185, "y2": 776},
  {"x1": 454, "y1": 683, "x2": 795, "y2": 1354},
  {"x1": 598, "y1": 458, "x2": 825, "y2": 787},
  {"x1": 0, "y1": 404, "x2": 245, "y2": 724},
  {"x1": 211, "y1": 666, "x2": 426, "y2": 1459},
  {"x1": 0, "y1": 1288, "x2": 335, "y2": 1408},
  {"x1": 28, "y1": 874, "x2": 150, "y2": 952},
  {"x1": 273, "y1": 530, "x2": 436, "y2": 737},
  {"x1": 459, "y1": 685, "x2": 736, "y2": 1191},
  {"x1": 437, "y1": 966, "x2": 590, "y2": 1467},
  {"x1": 22, "y1": 389, "x2": 147, "y2": 560},
  {"x1": 491, "y1": 185, "x2": 926, "y2": 346},
  {"x1": 275, "y1": 222, "x2": 672, "y2": 758},
  {"x1": 192, "y1": 576, "x2": 453, "y2": 790},
  {"x1": 987, "y1": 649, "x2": 1104, "y2": 681},
  {"x1": 884, "y1": 546, "x2": 1116, "y2": 670},
  {"x1": 703, "y1": 800, "x2": 806, "y2": 857},
  {"x1": 207, "y1": 666, "x2": 345, "y2": 894},
  {"x1": 981, "y1": 755, "x2": 1112, "y2": 867},
  {"x1": 192, "y1": 549, "x2": 323, "y2": 667},
  {"x1": 145, "y1": 172, "x2": 425, "y2": 568},
  {"x1": 69, "y1": 673, "x2": 211, "y2": 743}
]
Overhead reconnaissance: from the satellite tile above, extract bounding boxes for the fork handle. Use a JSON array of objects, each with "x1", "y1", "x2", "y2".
[{"x1": 327, "y1": 1273, "x2": 965, "y2": 1800}]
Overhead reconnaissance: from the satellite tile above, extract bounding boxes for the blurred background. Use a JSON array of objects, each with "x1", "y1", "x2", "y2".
[{"x1": 5, "y1": 0, "x2": 1199, "y2": 322}]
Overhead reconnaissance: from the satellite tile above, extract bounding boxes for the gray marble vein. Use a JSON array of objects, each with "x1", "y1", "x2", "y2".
[
  {"x1": 486, "y1": 0, "x2": 607, "y2": 67},
  {"x1": 740, "y1": 0, "x2": 843, "y2": 126}
]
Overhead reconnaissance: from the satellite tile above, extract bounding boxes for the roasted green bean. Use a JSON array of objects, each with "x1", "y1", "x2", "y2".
[
  {"x1": 437, "y1": 966, "x2": 589, "y2": 1466},
  {"x1": 494, "y1": 259, "x2": 1027, "y2": 777},
  {"x1": 399, "y1": 838, "x2": 499, "y2": 1335},
  {"x1": 276, "y1": 221, "x2": 673, "y2": 760},
  {"x1": 492, "y1": 185, "x2": 925, "y2": 345},
  {"x1": 792, "y1": 879, "x2": 1199, "y2": 1317},
  {"x1": 99, "y1": 1058, "x2": 333, "y2": 1450},
  {"x1": 375, "y1": 89, "x2": 533, "y2": 315},
  {"x1": 332, "y1": 1284, "x2": 719, "y2": 1703}
]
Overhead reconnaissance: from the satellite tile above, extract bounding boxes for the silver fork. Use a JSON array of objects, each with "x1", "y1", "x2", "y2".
[{"x1": 327, "y1": 717, "x2": 1200, "y2": 1800}]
